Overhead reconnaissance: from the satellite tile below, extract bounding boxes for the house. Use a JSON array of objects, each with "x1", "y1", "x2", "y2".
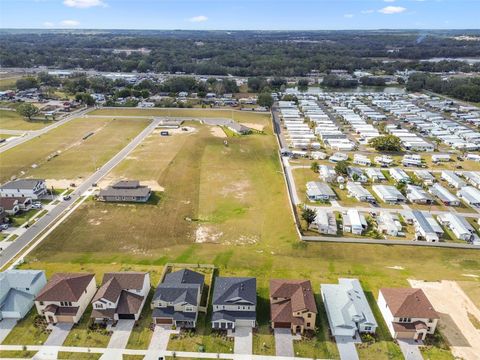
[
  {"x1": 0, "y1": 207, "x2": 6, "y2": 224},
  {"x1": 463, "y1": 172, "x2": 480, "y2": 188},
  {"x1": 375, "y1": 155, "x2": 394, "y2": 167},
  {"x1": 226, "y1": 122, "x2": 252, "y2": 135},
  {"x1": 429, "y1": 183, "x2": 460, "y2": 206},
  {"x1": 151, "y1": 269, "x2": 204, "y2": 328},
  {"x1": 319, "y1": 165, "x2": 337, "y2": 183},
  {"x1": 346, "y1": 182, "x2": 375, "y2": 203},
  {"x1": 457, "y1": 186, "x2": 480, "y2": 207},
  {"x1": 212, "y1": 277, "x2": 256, "y2": 330},
  {"x1": 35, "y1": 273, "x2": 96, "y2": 324},
  {"x1": 437, "y1": 213, "x2": 476, "y2": 242},
  {"x1": 306, "y1": 182, "x2": 336, "y2": 201},
  {"x1": 270, "y1": 279, "x2": 317, "y2": 334},
  {"x1": 0, "y1": 270, "x2": 47, "y2": 320},
  {"x1": 372, "y1": 185, "x2": 406, "y2": 204},
  {"x1": 377, "y1": 288, "x2": 439, "y2": 341},
  {"x1": 91, "y1": 272, "x2": 150, "y2": 322},
  {"x1": 321, "y1": 278, "x2": 377, "y2": 337},
  {"x1": 329, "y1": 152, "x2": 348, "y2": 163},
  {"x1": 311, "y1": 209, "x2": 337, "y2": 235},
  {"x1": 414, "y1": 170, "x2": 436, "y2": 186},
  {"x1": 98, "y1": 181, "x2": 152, "y2": 203},
  {"x1": 353, "y1": 154, "x2": 371, "y2": 167},
  {"x1": 389, "y1": 168, "x2": 411, "y2": 184},
  {"x1": 342, "y1": 209, "x2": 368, "y2": 235},
  {"x1": 431, "y1": 154, "x2": 450, "y2": 163},
  {"x1": 0, "y1": 197, "x2": 32, "y2": 216},
  {"x1": 365, "y1": 168, "x2": 386, "y2": 183},
  {"x1": 377, "y1": 212, "x2": 403, "y2": 237},
  {"x1": 0, "y1": 179, "x2": 47, "y2": 200},
  {"x1": 402, "y1": 155, "x2": 423, "y2": 167},
  {"x1": 406, "y1": 185, "x2": 434, "y2": 205},
  {"x1": 411, "y1": 211, "x2": 442, "y2": 242},
  {"x1": 441, "y1": 171, "x2": 466, "y2": 189},
  {"x1": 347, "y1": 167, "x2": 368, "y2": 183}
]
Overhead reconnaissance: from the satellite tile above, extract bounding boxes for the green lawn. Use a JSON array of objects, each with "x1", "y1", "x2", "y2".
[
  {"x1": 253, "y1": 326, "x2": 275, "y2": 355},
  {"x1": 62, "y1": 306, "x2": 111, "y2": 348},
  {"x1": 57, "y1": 352, "x2": 102, "y2": 360},
  {"x1": 9, "y1": 208, "x2": 41, "y2": 227},
  {"x1": 0, "y1": 350, "x2": 38, "y2": 358},
  {"x1": 0, "y1": 109, "x2": 52, "y2": 130},
  {"x1": 0, "y1": 117, "x2": 149, "y2": 182},
  {"x1": 1, "y1": 309, "x2": 50, "y2": 346}
]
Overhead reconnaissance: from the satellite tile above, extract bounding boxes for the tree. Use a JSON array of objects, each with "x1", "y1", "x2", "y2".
[
  {"x1": 334, "y1": 160, "x2": 349, "y2": 176},
  {"x1": 310, "y1": 161, "x2": 319, "y2": 173},
  {"x1": 257, "y1": 92, "x2": 273, "y2": 108},
  {"x1": 16, "y1": 77, "x2": 38, "y2": 91},
  {"x1": 75, "y1": 92, "x2": 95, "y2": 106},
  {"x1": 17, "y1": 103, "x2": 39, "y2": 121},
  {"x1": 301, "y1": 207, "x2": 317, "y2": 228},
  {"x1": 298, "y1": 79, "x2": 309, "y2": 91},
  {"x1": 368, "y1": 135, "x2": 402, "y2": 152}
]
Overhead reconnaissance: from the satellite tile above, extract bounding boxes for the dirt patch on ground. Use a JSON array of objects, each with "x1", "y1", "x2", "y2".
[
  {"x1": 409, "y1": 280, "x2": 480, "y2": 360},
  {"x1": 224, "y1": 235, "x2": 259, "y2": 246},
  {"x1": 220, "y1": 179, "x2": 250, "y2": 200},
  {"x1": 195, "y1": 226, "x2": 224, "y2": 243},
  {"x1": 242, "y1": 122, "x2": 265, "y2": 131},
  {"x1": 210, "y1": 126, "x2": 227, "y2": 138},
  {"x1": 46, "y1": 179, "x2": 78, "y2": 189}
]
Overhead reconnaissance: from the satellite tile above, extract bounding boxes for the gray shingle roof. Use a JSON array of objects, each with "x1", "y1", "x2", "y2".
[
  {"x1": 0, "y1": 179, "x2": 44, "y2": 190},
  {"x1": 212, "y1": 277, "x2": 256, "y2": 306}
]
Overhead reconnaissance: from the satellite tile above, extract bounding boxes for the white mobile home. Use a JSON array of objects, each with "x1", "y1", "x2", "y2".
[{"x1": 342, "y1": 209, "x2": 367, "y2": 235}]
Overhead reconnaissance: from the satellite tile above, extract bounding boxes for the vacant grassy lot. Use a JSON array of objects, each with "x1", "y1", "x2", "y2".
[
  {"x1": 0, "y1": 117, "x2": 148, "y2": 182},
  {"x1": 0, "y1": 109, "x2": 52, "y2": 130},
  {"x1": 90, "y1": 108, "x2": 271, "y2": 125}
]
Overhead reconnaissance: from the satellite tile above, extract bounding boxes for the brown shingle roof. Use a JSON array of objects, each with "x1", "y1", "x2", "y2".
[
  {"x1": 269, "y1": 279, "x2": 317, "y2": 323},
  {"x1": 0, "y1": 198, "x2": 19, "y2": 210},
  {"x1": 92, "y1": 272, "x2": 146, "y2": 303},
  {"x1": 116, "y1": 291, "x2": 144, "y2": 315},
  {"x1": 36, "y1": 273, "x2": 95, "y2": 302},
  {"x1": 380, "y1": 288, "x2": 438, "y2": 319}
]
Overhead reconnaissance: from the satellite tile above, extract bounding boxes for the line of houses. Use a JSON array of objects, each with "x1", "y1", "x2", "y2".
[{"x1": 0, "y1": 268, "x2": 441, "y2": 344}]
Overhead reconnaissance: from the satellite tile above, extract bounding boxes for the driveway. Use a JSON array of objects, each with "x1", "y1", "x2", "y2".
[
  {"x1": 0, "y1": 319, "x2": 17, "y2": 343},
  {"x1": 44, "y1": 323, "x2": 73, "y2": 346},
  {"x1": 335, "y1": 336, "x2": 359, "y2": 360},
  {"x1": 398, "y1": 339, "x2": 423, "y2": 360},
  {"x1": 233, "y1": 326, "x2": 252, "y2": 355},
  {"x1": 144, "y1": 325, "x2": 179, "y2": 360},
  {"x1": 107, "y1": 320, "x2": 135, "y2": 349},
  {"x1": 274, "y1": 328, "x2": 297, "y2": 357}
]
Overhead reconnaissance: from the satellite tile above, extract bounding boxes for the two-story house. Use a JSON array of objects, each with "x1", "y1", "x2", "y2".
[
  {"x1": 378, "y1": 288, "x2": 439, "y2": 341},
  {"x1": 270, "y1": 279, "x2": 317, "y2": 334},
  {"x1": 0, "y1": 179, "x2": 47, "y2": 200},
  {"x1": 151, "y1": 269, "x2": 204, "y2": 328},
  {"x1": 91, "y1": 272, "x2": 150, "y2": 322},
  {"x1": 0, "y1": 270, "x2": 47, "y2": 320},
  {"x1": 211, "y1": 277, "x2": 257, "y2": 330},
  {"x1": 35, "y1": 273, "x2": 96, "y2": 324}
]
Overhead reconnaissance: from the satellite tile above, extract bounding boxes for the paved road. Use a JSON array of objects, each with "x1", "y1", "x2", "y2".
[
  {"x1": 0, "y1": 107, "x2": 91, "y2": 153},
  {"x1": 0, "y1": 117, "x2": 161, "y2": 269}
]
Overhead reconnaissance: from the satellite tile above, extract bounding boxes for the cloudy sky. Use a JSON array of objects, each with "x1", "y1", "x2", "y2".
[{"x1": 0, "y1": 0, "x2": 479, "y2": 30}]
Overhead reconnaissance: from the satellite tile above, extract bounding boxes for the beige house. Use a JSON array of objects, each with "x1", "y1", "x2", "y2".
[
  {"x1": 35, "y1": 273, "x2": 96, "y2": 324},
  {"x1": 270, "y1": 279, "x2": 317, "y2": 334},
  {"x1": 378, "y1": 288, "x2": 439, "y2": 341}
]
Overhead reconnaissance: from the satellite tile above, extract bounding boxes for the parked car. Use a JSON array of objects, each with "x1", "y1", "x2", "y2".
[
  {"x1": 32, "y1": 202, "x2": 42, "y2": 209},
  {"x1": 63, "y1": 195, "x2": 72, "y2": 201},
  {"x1": 0, "y1": 224, "x2": 9, "y2": 230}
]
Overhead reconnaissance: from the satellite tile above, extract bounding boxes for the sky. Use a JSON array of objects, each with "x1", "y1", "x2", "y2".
[{"x1": 0, "y1": 0, "x2": 479, "y2": 30}]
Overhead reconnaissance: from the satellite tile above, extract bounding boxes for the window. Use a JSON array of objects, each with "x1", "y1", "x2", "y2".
[
  {"x1": 307, "y1": 313, "x2": 312, "y2": 318},
  {"x1": 40, "y1": 301, "x2": 44, "y2": 306},
  {"x1": 307, "y1": 323, "x2": 311, "y2": 327},
  {"x1": 365, "y1": 326, "x2": 371, "y2": 331}
]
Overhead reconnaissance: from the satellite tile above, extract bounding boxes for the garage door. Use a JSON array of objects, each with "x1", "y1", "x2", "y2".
[
  {"x1": 236, "y1": 319, "x2": 253, "y2": 327},
  {"x1": 155, "y1": 318, "x2": 173, "y2": 325},
  {"x1": 56, "y1": 315, "x2": 74, "y2": 323},
  {"x1": 274, "y1": 322, "x2": 291, "y2": 328},
  {"x1": 118, "y1": 314, "x2": 135, "y2": 320}
]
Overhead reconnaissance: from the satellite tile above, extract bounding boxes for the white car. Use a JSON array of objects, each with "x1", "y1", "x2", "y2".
[
  {"x1": 32, "y1": 203, "x2": 43, "y2": 209},
  {"x1": 0, "y1": 224, "x2": 8, "y2": 230}
]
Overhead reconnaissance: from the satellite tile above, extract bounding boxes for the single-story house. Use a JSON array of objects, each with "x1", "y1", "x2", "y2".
[
  {"x1": 91, "y1": 272, "x2": 150, "y2": 322},
  {"x1": 311, "y1": 209, "x2": 337, "y2": 235},
  {"x1": 429, "y1": 183, "x2": 460, "y2": 206},
  {"x1": 319, "y1": 165, "x2": 337, "y2": 183},
  {"x1": 321, "y1": 278, "x2": 377, "y2": 337},
  {"x1": 346, "y1": 182, "x2": 375, "y2": 203},
  {"x1": 389, "y1": 168, "x2": 411, "y2": 184},
  {"x1": 378, "y1": 288, "x2": 439, "y2": 341},
  {"x1": 35, "y1": 273, "x2": 96, "y2": 324},
  {"x1": 152, "y1": 269, "x2": 204, "y2": 328},
  {"x1": 365, "y1": 168, "x2": 386, "y2": 182},
  {"x1": 98, "y1": 181, "x2": 152, "y2": 203},
  {"x1": 0, "y1": 270, "x2": 47, "y2": 320},
  {"x1": 377, "y1": 212, "x2": 403, "y2": 237},
  {"x1": 437, "y1": 213, "x2": 476, "y2": 242},
  {"x1": 411, "y1": 211, "x2": 443, "y2": 242},
  {"x1": 441, "y1": 171, "x2": 466, "y2": 189},
  {"x1": 306, "y1": 182, "x2": 336, "y2": 201},
  {"x1": 406, "y1": 185, "x2": 434, "y2": 205},
  {"x1": 463, "y1": 171, "x2": 480, "y2": 188},
  {"x1": 372, "y1": 185, "x2": 406, "y2": 204},
  {"x1": 342, "y1": 209, "x2": 368, "y2": 235},
  {"x1": 414, "y1": 170, "x2": 435, "y2": 186},
  {"x1": 212, "y1": 277, "x2": 257, "y2": 330},
  {"x1": 457, "y1": 186, "x2": 480, "y2": 207}
]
